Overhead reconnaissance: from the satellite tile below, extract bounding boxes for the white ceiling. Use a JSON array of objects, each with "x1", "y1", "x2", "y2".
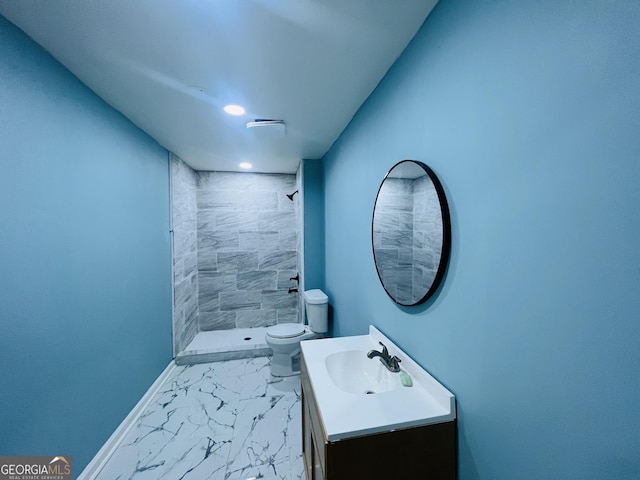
[{"x1": 1, "y1": 1, "x2": 437, "y2": 173}]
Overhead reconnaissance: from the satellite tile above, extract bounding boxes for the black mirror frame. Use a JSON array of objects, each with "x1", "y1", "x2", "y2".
[{"x1": 371, "y1": 160, "x2": 451, "y2": 306}]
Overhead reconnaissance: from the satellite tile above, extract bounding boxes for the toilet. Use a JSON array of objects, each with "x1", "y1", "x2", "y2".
[{"x1": 265, "y1": 289, "x2": 329, "y2": 377}]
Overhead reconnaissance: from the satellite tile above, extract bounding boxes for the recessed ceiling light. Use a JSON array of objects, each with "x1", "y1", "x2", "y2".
[
  {"x1": 239, "y1": 162, "x2": 252, "y2": 170},
  {"x1": 224, "y1": 104, "x2": 246, "y2": 116}
]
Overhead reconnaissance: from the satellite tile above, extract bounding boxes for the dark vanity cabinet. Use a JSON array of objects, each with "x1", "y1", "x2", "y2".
[{"x1": 301, "y1": 355, "x2": 457, "y2": 480}]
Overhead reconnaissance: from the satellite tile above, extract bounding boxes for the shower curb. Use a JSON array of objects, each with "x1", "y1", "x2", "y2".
[{"x1": 175, "y1": 346, "x2": 271, "y2": 365}]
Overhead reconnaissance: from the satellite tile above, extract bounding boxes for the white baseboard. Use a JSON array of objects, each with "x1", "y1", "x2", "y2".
[{"x1": 78, "y1": 361, "x2": 177, "y2": 480}]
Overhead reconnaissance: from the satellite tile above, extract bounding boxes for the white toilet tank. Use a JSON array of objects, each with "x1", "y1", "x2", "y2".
[{"x1": 303, "y1": 289, "x2": 328, "y2": 334}]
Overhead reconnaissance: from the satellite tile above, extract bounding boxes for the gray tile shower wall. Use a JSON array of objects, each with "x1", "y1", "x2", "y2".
[
  {"x1": 197, "y1": 171, "x2": 299, "y2": 331},
  {"x1": 170, "y1": 154, "x2": 199, "y2": 354}
]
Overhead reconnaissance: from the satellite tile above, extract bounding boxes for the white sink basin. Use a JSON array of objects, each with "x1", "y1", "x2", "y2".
[
  {"x1": 301, "y1": 326, "x2": 456, "y2": 441},
  {"x1": 325, "y1": 350, "x2": 402, "y2": 394}
]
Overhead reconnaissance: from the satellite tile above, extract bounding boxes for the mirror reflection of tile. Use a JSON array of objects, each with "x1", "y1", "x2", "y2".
[{"x1": 373, "y1": 168, "x2": 443, "y2": 305}]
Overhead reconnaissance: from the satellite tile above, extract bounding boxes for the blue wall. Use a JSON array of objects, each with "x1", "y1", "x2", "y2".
[
  {"x1": 323, "y1": 0, "x2": 640, "y2": 478},
  {"x1": 303, "y1": 159, "x2": 325, "y2": 293},
  {"x1": 0, "y1": 16, "x2": 172, "y2": 474}
]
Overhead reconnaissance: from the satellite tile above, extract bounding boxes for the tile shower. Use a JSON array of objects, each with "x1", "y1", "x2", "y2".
[{"x1": 171, "y1": 154, "x2": 302, "y2": 357}]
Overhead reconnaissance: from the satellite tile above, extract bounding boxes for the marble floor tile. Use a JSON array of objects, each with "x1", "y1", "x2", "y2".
[{"x1": 95, "y1": 357, "x2": 305, "y2": 480}]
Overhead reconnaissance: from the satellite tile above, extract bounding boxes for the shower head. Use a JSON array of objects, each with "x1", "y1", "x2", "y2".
[{"x1": 286, "y1": 190, "x2": 299, "y2": 201}]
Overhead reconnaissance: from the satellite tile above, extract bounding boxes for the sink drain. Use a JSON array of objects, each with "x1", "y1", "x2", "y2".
[{"x1": 365, "y1": 390, "x2": 375, "y2": 395}]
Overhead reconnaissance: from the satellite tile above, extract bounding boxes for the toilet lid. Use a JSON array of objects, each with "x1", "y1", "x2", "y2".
[{"x1": 267, "y1": 323, "x2": 305, "y2": 339}]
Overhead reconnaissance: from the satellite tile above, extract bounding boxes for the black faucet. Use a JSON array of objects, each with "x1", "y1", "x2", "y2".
[{"x1": 367, "y1": 341, "x2": 401, "y2": 373}]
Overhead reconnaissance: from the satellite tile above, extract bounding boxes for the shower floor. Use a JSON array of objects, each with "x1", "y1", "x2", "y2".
[{"x1": 176, "y1": 327, "x2": 271, "y2": 365}]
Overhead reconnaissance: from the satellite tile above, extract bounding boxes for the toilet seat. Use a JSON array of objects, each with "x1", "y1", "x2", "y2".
[{"x1": 267, "y1": 323, "x2": 306, "y2": 339}]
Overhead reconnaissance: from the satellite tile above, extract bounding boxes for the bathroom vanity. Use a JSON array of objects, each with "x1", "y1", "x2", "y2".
[{"x1": 300, "y1": 326, "x2": 457, "y2": 479}]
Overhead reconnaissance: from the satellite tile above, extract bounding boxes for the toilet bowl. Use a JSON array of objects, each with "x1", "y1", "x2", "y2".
[{"x1": 265, "y1": 289, "x2": 329, "y2": 377}]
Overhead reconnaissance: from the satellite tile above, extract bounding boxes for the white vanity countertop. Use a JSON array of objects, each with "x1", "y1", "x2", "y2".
[{"x1": 300, "y1": 325, "x2": 456, "y2": 441}]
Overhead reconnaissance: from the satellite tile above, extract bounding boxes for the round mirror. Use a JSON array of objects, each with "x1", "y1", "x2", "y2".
[{"x1": 372, "y1": 160, "x2": 451, "y2": 306}]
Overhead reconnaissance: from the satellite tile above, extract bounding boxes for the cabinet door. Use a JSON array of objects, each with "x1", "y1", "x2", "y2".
[
  {"x1": 303, "y1": 390, "x2": 327, "y2": 479},
  {"x1": 302, "y1": 355, "x2": 329, "y2": 479},
  {"x1": 312, "y1": 437, "x2": 324, "y2": 480},
  {"x1": 302, "y1": 394, "x2": 313, "y2": 478}
]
